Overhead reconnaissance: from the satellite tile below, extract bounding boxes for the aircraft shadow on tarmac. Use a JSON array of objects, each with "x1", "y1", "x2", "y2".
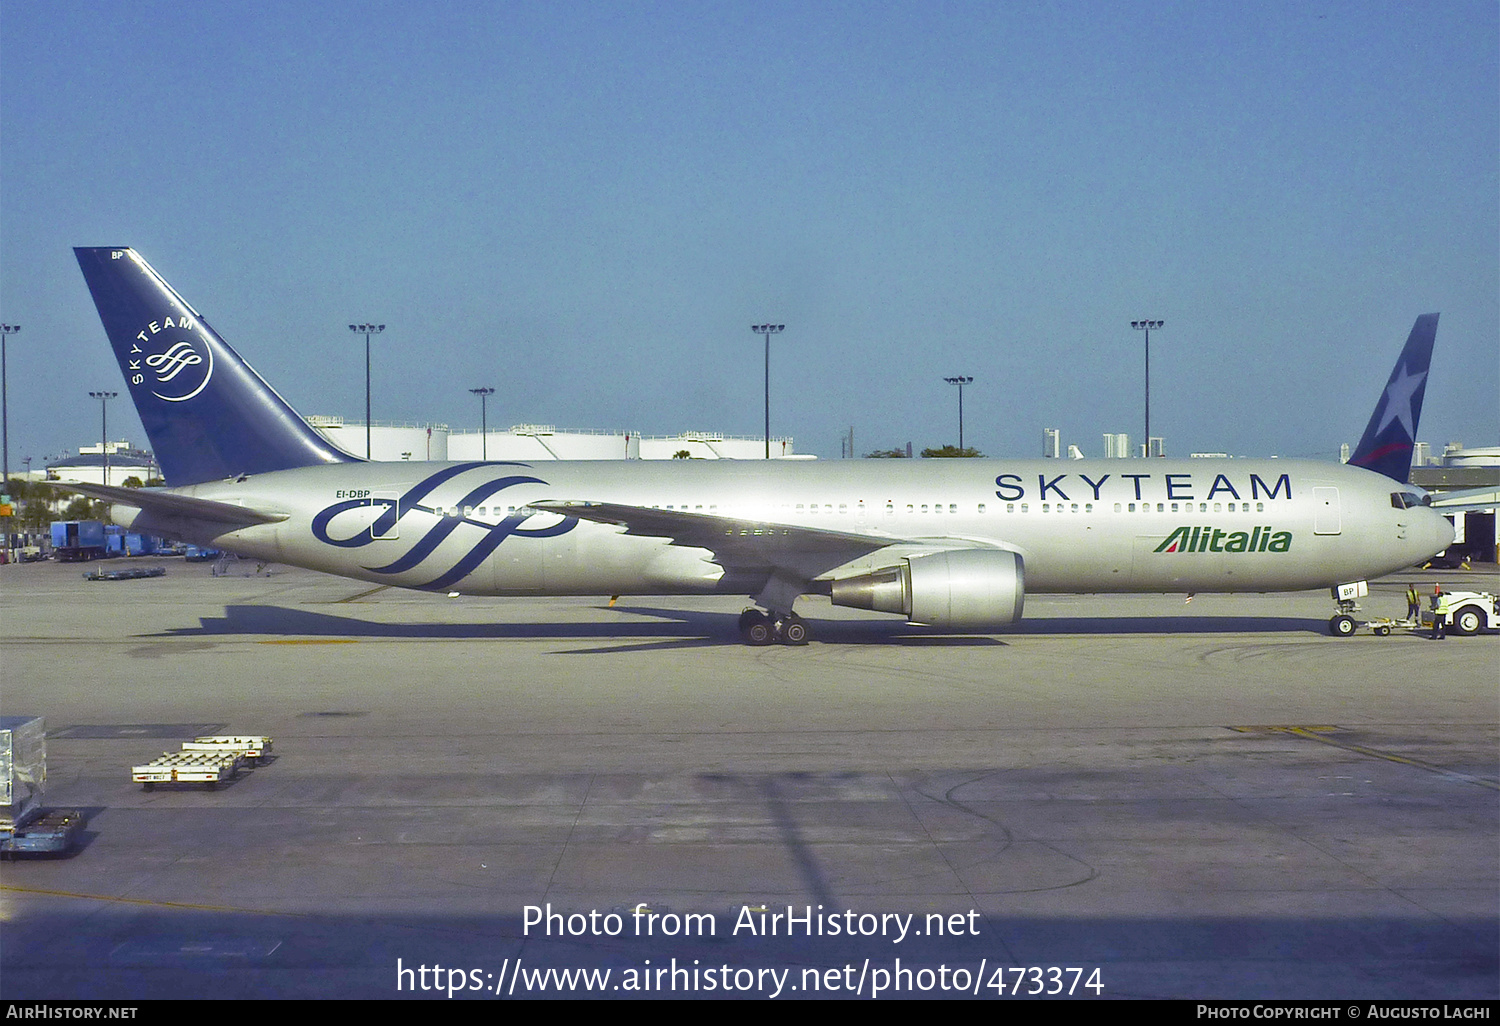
[{"x1": 155, "y1": 603, "x2": 1330, "y2": 649}]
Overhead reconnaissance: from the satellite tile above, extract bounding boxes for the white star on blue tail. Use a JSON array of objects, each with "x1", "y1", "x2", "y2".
[{"x1": 1375, "y1": 361, "x2": 1427, "y2": 440}]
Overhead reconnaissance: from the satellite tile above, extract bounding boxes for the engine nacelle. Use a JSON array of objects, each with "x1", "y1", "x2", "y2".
[{"x1": 829, "y1": 549, "x2": 1025, "y2": 629}]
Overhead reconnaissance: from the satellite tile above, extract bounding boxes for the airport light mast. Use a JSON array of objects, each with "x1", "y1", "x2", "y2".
[
  {"x1": 1131, "y1": 320, "x2": 1163, "y2": 456},
  {"x1": 944, "y1": 376, "x2": 973, "y2": 450},
  {"x1": 751, "y1": 324, "x2": 784, "y2": 459},
  {"x1": 469, "y1": 387, "x2": 495, "y2": 460},
  {"x1": 88, "y1": 391, "x2": 117, "y2": 487},
  {"x1": 1, "y1": 325, "x2": 15, "y2": 562},
  {"x1": 348, "y1": 323, "x2": 385, "y2": 459},
  {"x1": 1, "y1": 324, "x2": 16, "y2": 493}
]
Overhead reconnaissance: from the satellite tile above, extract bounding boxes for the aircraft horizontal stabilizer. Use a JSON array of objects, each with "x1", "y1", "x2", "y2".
[{"x1": 46, "y1": 481, "x2": 288, "y2": 528}]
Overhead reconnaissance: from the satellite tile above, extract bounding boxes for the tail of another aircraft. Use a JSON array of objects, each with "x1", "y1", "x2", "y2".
[
  {"x1": 75, "y1": 248, "x2": 359, "y2": 486},
  {"x1": 1348, "y1": 314, "x2": 1439, "y2": 483}
]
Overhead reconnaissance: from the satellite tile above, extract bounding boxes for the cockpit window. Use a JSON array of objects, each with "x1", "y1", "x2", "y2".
[{"x1": 1390, "y1": 491, "x2": 1429, "y2": 509}]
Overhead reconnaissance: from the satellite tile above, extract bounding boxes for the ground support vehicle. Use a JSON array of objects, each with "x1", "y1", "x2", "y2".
[
  {"x1": 181, "y1": 736, "x2": 274, "y2": 766},
  {"x1": 84, "y1": 565, "x2": 166, "y2": 581},
  {"x1": 1423, "y1": 592, "x2": 1499, "y2": 636},
  {"x1": 2, "y1": 716, "x2": 81, "y2": 856},
  {"x1": 1, "y1": 808, "x2": 82, "y2": 857},
  {"x1": 49, "y1": 520, "x2": 105, "y2": 561}
]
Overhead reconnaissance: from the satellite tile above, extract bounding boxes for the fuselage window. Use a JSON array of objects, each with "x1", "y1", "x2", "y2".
[
  {"x1": 1255, "y1": 502, "x2": 1264, "y2": 512},
  {"x1": 1020, "y1": 503, "x2": 1029, "y2": 513}
]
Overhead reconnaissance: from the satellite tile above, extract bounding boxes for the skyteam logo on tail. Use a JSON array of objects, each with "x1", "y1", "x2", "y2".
[
  {"x1": 1154, "y1": 525, "x2": 1292, "y2": 553},
  {"x1": 129, "y1": 318, "x2": 214, "y2": 402}
]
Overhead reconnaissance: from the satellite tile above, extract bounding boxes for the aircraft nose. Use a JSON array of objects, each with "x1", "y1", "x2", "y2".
[{"x1": 1430, "y1": 509, "x2": 1456, "y2": 553}]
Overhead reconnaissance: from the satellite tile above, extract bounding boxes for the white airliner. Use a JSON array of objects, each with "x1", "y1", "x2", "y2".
[{"x1": 63, "y1": 247, "x2": 1453, "y2": 643}]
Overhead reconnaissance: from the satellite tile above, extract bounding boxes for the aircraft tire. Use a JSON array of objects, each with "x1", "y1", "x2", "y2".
[
  {"x1": 1329, "y1": 614, "x2": 1356, "y2": 637},
  {"x1": 743, "y1": 615, "x2": 773, "y2": 646},
  {"x1": 1451, "y1": 606, "x2": 1484, "y2": 636},
  {"x1": 781, "y1": 618, "x2": 809, "y2": 645}
]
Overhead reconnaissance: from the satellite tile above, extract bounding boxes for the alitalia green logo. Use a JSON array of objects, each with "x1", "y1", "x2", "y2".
[{"x1": 1154, "y1": 525, "x2": 1292, "y2": 554}]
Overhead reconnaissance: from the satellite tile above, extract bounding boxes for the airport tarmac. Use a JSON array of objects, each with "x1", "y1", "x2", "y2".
[{"x1": 1, "y1": 557, "x2": 1495, "y2": 1000}]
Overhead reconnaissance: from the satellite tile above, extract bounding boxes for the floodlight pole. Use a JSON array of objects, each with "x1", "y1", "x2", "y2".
[
  {"x1": 470, "y1": 387, "x2": 495, "y2": 460},
  {"x1": 89, "y1": 391, "x2": 117, "y2": 486},
  {"x1": 1131, "y1": 320, "x2": 1163, "y2": 456},
  {"x1": 944, "y1": 376, "x2": 973, "y2": 450},
  {"x1": 1, "y1": 325, "x2": 15, "y2": 561},
  {"x1": 1, "y1": 325, "x2": 16, "y2": 496},
  {"x1": 349, "y1": 323, "x2": 385, "y2": 459},
  {"x1": 751, "y1": 324, "x2": 784, "y2": 459}
]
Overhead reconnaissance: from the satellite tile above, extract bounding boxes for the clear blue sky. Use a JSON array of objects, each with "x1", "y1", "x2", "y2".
[{"x1": 2, "y1": 1, "x2": 1495, "y2": 467}]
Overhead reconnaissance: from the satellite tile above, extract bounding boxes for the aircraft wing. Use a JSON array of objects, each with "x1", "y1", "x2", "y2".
[
  {"x1": 1428, "y1": 487, "x2": 1499, "y2": 515},
  {"x1": 46, "y1": 481, "x2": 288, "y2": 527},
  {"x1": 527, "y1": 499, "x2": 902, "y2": 581}
]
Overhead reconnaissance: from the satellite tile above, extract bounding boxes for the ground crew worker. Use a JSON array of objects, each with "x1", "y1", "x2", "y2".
[
  {"x1": 1406, "y1": 583, "x2": 1420, "y2": 620},
  {"x1": 1431, "y1": 587, "x2": 1449, "y2": 640}
]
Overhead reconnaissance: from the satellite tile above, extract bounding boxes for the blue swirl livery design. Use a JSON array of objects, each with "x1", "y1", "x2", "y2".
[
  {"x1": 63, "y1": 247, "x2": 1456, "y2": 644},
  {"x1": 311, "y1": 464, "x2": 576, "y2": 591}
]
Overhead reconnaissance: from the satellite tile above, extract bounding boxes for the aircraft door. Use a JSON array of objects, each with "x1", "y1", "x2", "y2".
[{"x1": 1313, "y1": 487, "x2": 1341, "y2": 535}]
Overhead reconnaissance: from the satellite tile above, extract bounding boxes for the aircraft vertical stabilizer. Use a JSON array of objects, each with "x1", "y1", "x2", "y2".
[
  {"x1": 1348, "y1": 313, "x2": 1439, "y2": 483},
  {"x1": 74, "y1": 247, "x2": 359, "y2": 486}
]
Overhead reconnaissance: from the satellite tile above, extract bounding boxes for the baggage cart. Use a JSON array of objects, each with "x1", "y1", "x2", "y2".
[
  {"x1": 181, "y1": 735, "x2": 274, "y2": 766},
  {"x1": 132, "y1": 751, "x2": 242, "y2": 790}
]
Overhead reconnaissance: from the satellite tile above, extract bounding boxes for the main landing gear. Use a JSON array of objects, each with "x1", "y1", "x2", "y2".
[{"x1": 738, "y1": 608, "x2": 809, "y2": 646}]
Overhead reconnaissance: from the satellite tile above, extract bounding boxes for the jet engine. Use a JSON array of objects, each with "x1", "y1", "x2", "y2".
[{"x1": 829, "y1": 549, "x2": 1025, "y2": 629}]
